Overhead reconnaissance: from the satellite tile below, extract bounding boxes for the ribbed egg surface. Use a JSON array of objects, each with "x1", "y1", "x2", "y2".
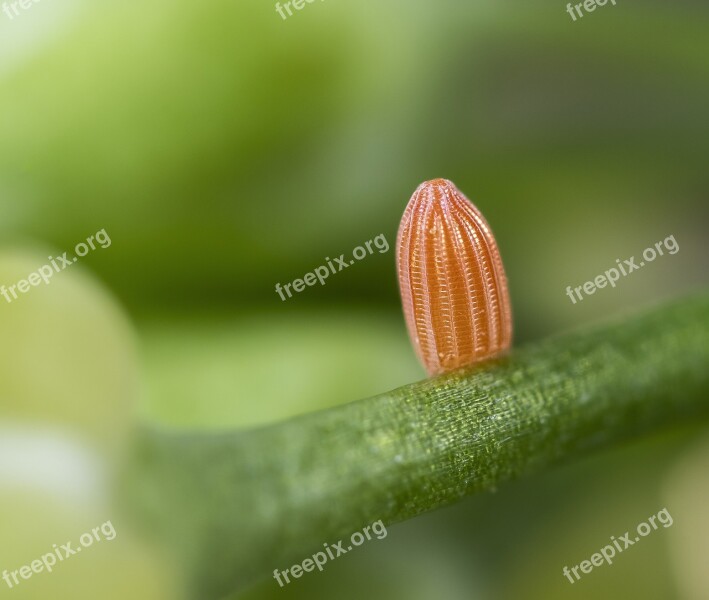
[{"x1": 396, "y1": 179, "x2": 513, "y2": 376}]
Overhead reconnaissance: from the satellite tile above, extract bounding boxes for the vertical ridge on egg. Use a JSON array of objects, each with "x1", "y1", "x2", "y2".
[{"x1": 396, "y1": 179, "x2": 512, "y2": 376}]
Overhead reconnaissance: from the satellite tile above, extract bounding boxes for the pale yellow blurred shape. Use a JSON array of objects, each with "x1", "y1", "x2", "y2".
[
  {"x1": 0, "y1": 492, "x2": 177, "y2": 600},
  {"x1": 0, "y1": 247, "x2": 138, "y2": 457},
  {"x1": 663, "y1": 435, "x2": 709, "y2": 600},
  {"x1": 0, "y1": 247, "x2": 177, "y2": 598}
]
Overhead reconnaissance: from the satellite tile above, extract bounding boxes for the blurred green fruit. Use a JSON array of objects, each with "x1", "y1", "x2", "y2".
[{"x1": 0, "y1": 247, "x2": 138, "y2": 456}]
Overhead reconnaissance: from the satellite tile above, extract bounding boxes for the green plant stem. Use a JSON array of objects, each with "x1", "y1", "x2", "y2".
[{"x1": 133, "y1": 292, "x2": 709, "y2": 598}]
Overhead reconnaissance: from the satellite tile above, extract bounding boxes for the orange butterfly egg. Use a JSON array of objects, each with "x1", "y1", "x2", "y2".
[{"x1": 396, "y1": 179, "x2": 513, "y2": 376}]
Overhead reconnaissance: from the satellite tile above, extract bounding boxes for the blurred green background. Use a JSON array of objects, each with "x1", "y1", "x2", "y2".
[{"x1": 1, "y1": 0, "x2": 708, "y2": 598}]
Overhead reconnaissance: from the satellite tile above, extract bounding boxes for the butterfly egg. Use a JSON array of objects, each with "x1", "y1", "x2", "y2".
[{"x1": 396, "y1": 179, "x2": 512, "y2": 376}]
